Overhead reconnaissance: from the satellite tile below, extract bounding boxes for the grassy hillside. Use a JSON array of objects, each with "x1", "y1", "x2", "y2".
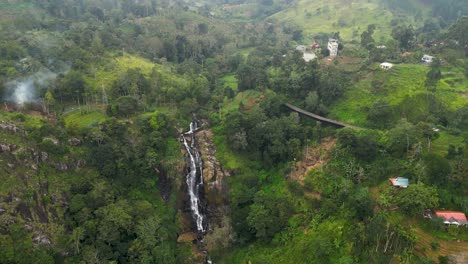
[
  {"x1": 330, "y1": 63, "x2": 468, "y2": 126},
  {"x1": 271, "y1": 0, "x2": 426, "y2": 42},
  {"x1": 85, "y1": 54, "x2": 188, "y2": 91}
]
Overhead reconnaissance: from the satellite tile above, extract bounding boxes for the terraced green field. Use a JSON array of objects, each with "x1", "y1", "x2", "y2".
[
  {"x1": 271, "y1": 0, "x2": 426, "y2": 42},
  {"x1": 330, "y1": 63, "x2": 468, "y2": 126}
]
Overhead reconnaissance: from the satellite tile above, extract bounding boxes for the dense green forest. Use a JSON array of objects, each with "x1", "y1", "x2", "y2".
[{"x1": 0, "y1": 0, "x2": 467, "y2": 263}]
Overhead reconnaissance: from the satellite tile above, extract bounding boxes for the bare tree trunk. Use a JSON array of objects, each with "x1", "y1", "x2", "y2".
[
  {"x1": 384, "y1": 225, "x2": 395, "y2": 253},
  {"x1": 101, "y1": 84, "x2": 108, "y2": 105},
  {"x1": 77, "y1": 96, "x2": 82, "y2": 114},
  {"x1": 375, "y1": 233, "x2": 380, "y2": 252}
]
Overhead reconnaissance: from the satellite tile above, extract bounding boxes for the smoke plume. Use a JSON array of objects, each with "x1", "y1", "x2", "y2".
[{"x1": 5, "y1": 69, "x2": 57, "y2": 107}]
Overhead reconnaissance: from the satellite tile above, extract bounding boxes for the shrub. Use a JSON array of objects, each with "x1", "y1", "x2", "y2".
[{"x1": 430, "y1": 241, "x2": 440, "y2": 251}]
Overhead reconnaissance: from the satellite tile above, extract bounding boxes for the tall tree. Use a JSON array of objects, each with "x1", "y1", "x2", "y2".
[
  {"x1": 361, "y1": 24, "x2": 376, "y2": 49},
  {"x1": 391, "y1": 25, "x2": 415, "y2": 50},
  {"x1": 396, "y1": 183, "x2": 439, "y2": 215}
]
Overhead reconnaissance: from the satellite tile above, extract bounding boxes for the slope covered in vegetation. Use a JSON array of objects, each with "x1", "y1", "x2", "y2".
[{"x1": 0, "y1": 0, "x2": 467, "y2": 263}]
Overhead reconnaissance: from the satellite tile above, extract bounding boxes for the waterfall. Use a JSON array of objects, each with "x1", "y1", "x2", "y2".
[
  {"x1": 181, "y1": 120, "x2": 213, "y2": 264},
  {"x1": 182, "y1": 121, "x2": 206, "y2": 233}
]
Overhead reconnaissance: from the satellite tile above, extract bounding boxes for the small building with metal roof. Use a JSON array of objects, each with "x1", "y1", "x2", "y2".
[{"x1": 388, "y1": 177, "x2": 409, "y2": 188}]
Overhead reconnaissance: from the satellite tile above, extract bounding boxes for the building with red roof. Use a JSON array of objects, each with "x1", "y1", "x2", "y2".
[{"x1": 431, "y1": 210, "x2": 468, "y2": 226}]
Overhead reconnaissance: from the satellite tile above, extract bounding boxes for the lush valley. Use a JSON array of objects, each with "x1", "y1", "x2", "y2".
[{"x1": 0, "y1": 0, "x2": 467, "y2": 263}]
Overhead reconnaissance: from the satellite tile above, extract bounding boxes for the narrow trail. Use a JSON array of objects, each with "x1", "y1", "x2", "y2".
[{"x1": 413, "y1": 226, "x2": 468, "y2": 263}]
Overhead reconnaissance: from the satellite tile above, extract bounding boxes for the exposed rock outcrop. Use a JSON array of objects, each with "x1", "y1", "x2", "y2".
[
  {"x1": 68, "y1": 138, "x2": 81, "y2": 146},
  {"x1": 177, "y1": 232, "x2": 197, "y2": 243},
  {"x1": 0, "y1": 121, "x2": 26, "y2": 135},
  {"x1": 32, "y1": 233, "x2": 52, "y2": 246},
  {"x1": 0, "y1": 143, "x2": 17, "y2": 153},
  {"x1": 288, "y1": 137, "x2": 336, "y2": 183},
  {"x1": 194, "y1": 128, "x2": 230, "y2": 226},
  {"x1": 196, "y1": 129, "x2": 230, "y2": 192}
]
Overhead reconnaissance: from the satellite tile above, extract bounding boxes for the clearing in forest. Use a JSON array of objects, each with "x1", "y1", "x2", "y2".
[{"x1": 288, "y1": 137, "x2": 336, "y2": 185}]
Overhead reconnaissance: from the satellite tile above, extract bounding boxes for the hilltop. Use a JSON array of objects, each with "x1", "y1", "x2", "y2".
[{"x1": 270, "y1": 0, "x2": 467, "y2": 42}]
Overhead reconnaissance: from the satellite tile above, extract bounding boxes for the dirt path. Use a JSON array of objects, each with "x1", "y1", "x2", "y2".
[{"x1": 413, "y1": 227, "x2": 468, "y2": 263}]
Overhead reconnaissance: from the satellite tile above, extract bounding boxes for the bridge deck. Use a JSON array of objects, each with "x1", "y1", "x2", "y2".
[{"x1": 284, "y1": 103, "x2": 359, "y2": 129}]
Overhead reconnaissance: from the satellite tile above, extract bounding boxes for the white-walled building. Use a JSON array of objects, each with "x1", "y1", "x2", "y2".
[
  {"x1": 294, "y1": 45, "x2": 316, "y2": 62},
  {"x1": 422, "y1": 54, "x2": 435, "y2": 63},
  {"x1": 380, "y1": 62, "x2": 393, "y2": 70},
  {"x1": 328, "y1": 38, "x2": 339, "y2": 57}
]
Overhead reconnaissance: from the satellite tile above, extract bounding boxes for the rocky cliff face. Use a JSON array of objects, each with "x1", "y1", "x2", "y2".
[
  {"x1": 195, "y1": 128, "x2": 230, "y2": 226},
  {"x1": 177, "y1": 123, "x2": 232, "y2": 261},
  {"x1": 0, "y1": 118, "x2": 84, "y2": 249}
]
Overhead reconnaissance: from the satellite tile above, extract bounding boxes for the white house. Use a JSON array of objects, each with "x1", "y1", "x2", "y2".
[
  {"x1": 380, "y1": 62, "x2": 393, "y2": 70},
  {"x1": 295, "y1": 45, "x2": 316, "y2": 62},
  {"x1": 421, "y1": 54, "x2": 434, "y2": 63},
  {"x1": 328, "y1": 38, "x2": 339, "y2": 57}
]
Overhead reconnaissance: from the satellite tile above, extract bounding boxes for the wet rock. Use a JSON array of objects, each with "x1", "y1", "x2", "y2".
[
  {"x1": 194, "y1": 127, "x2": 230, "y2": 227},
  {"x1": 177, "y1": 232, "x2": 197, "y2": 243},
  {"x1": 196, "y1": 129, "x2": 229, "y2": 191},
  {"x1": 68, "y1": 138, "x2": 81, "y2": 146}
]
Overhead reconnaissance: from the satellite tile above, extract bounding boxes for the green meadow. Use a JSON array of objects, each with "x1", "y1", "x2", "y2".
[
  {"x1": 63, "y1": 109, "x2": 107, "y2": 131},
  {"x1": 271, "y1": 0, "x2": 426, "y2": 42}
]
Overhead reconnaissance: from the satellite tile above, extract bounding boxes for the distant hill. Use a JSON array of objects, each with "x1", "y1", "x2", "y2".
[{"x1": 270, "y1": 0, "x2": 466, "y2": 42}]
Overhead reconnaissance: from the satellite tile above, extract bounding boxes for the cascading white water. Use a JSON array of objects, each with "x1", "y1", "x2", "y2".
[
  {"x1": 182, "y1": 121, "x2": 214, "y2": 263},
  {"x1": 182, "y1": 121, "x2": 206, "y2": 233}
]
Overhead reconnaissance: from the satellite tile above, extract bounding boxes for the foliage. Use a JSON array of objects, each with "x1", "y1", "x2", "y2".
[
  {"x1": 395, "y1": 183, "x2": 439, "y2": 215},
  {"x1": 361, "y1": 24, "x2": 376, "y2": 49},
  {"x1": 423, "y1": 154, "x2": 452, "y2": 186},
  {"x1": 0, "y1": 1, "x2": 467, "y2": 263},
  {"x1": 391, "y1": 24, "x2": 415, "y2": 50},
  {"x1": 337, "y1": 129, "x2": 378, "y2": 162}
]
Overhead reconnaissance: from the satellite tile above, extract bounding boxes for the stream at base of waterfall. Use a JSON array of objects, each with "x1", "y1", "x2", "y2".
[{"x1": 181, "y1": 120, "x2": 212, "y2": 264}]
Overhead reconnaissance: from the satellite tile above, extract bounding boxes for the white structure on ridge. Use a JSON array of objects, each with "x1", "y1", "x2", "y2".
[
  {"x1": 421, "y1": 54, "x2": 434, "y2": 63},
  {"x1": 295, "y1": 45, "x2": 316, "y2": 62},
  {"x1": 327, "y1": 38, "x2": 339, "y2": 57},
  {"x1": 380, "y1": 62, "x2": 393, "y2": 70}
]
